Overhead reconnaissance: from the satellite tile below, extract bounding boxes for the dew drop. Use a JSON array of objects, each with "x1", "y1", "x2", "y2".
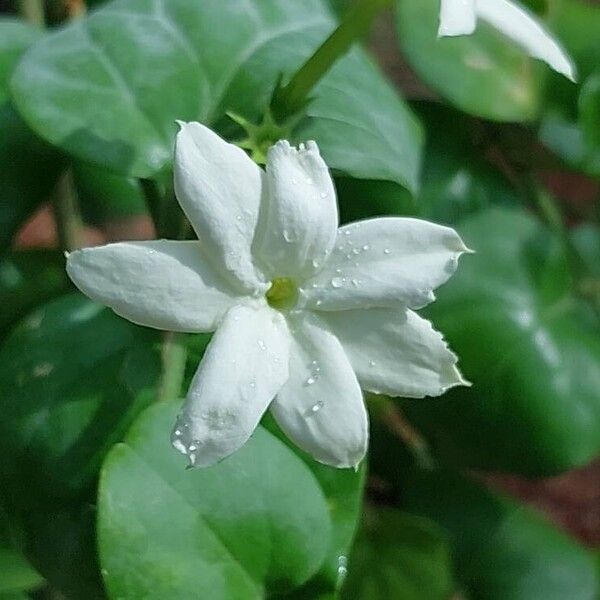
[
  {"x1": 369, "y1": 360, "x2": 376, "y2": 367},
  {"x1": 236, "y1": 214, "x2": 242, "y2": 221},
  {"x1": 258, "y1": 339, "x2": 267, "y2": 351},
  {"x1": 306, "y1": 177, "x2": 313, "y2": 185},
  {"x1": 283, "y1": 229, "x2": 294, "y2": 243},
  {"x1": 352, "y1": 248, "x2": 360, "y2": 255},
  {"x1": 188, "y1": 444, "x2": 197, "y2": 452},
  {"x1": 384, "y1": 248, "x2": 391, "y2": 255},
  {"x1": 306, "y1": 376, "x2": 316, "y2": 386},
  {"x1": 331, "y1": 277, "x2": 344, "y2": 288},
  {"x1": 311, "y1": 401, "x2": 324, "y2": 413},
  {"x1": 250, "y1": 381, "x2": 256, "y2": 389},
  {"x1": 320, "y1": 192, "x2": 327, "y2": 199},
  {"x1": 312, "y1": 259, "x2": 320, "y2": 268},
  {"x1": 362, "y1": 244, "x2": 370, "y2": 251},
  {"x1": 335, "y1": 268, "x2": 342, "y2": 274},
  {"x1": 174, "y1": 429, "x2": 182, "y2": 437},
  {"x1": 292, "y1": 178, "x2": 298, "y2": 185},
  {"x1": 344, "y1": 230, "x2": 351, "y2": 236},
  {"x1": 315, "y1": 299, "x2": 323, "y2": 306},
  {"x1": 351, "y1": 278, "x2": 359, "y2": 287}
]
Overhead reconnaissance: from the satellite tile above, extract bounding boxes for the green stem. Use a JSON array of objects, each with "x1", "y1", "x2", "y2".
[
  {"x1": 17, "y1": 0, "x2": 45, "y2": 26},
  {"x1": 158, "y1": 331, "x2": 188, "y2": 402},
  {"x1": 53, "y1": 170, "x2": 84, "y2": 252},
  {"x1": 271, "y1": 0, "x2": 392, "y2": 121}
]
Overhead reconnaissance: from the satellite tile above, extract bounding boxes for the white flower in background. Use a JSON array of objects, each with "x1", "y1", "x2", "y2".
[
  {"x1": 438, "y1": 0, "x2": 576, "y2": 81},
  {"x1": 66, "y1": 122, "x2": 470, "y2": 470}
]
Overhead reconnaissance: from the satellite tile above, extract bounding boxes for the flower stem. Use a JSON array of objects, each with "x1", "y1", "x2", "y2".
[
  {"x1": 53, "y1": 170, "x2": 84, "y2": 252},
  {"x1": 17, "y1": 0, "x2": 45, "y2": 26},
  {"x1": 271, "y1": 0, "x2": 392, "y2": 121},
  {"x1": 158, "y1": 331, "x2": 188, "y2": 402}
]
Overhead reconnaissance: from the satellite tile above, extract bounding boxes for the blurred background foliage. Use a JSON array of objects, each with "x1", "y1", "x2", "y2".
[{"x1": 0, "y1": 0, "x2": 599, "y2": 598}]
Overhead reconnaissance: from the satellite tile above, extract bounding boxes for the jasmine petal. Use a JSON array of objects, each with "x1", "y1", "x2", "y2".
[{"x1": 439, "y1": 0, "x2": 576, "y2": 81}]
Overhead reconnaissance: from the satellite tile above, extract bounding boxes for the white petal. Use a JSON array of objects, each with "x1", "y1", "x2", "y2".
[
  {"x1": 66, "y1": 240, "x2": 242, "y2": 332},
  {"x1": 476, "y1": 0, "x2": 576, "y2": 81},
  {"x1": 172, "y1": 304, "x2": 290, "y2": 467},
  {"x1": 252, "y1": 141, "x2": 338, "y2": 280},
  {"x1": 270, "y1": 313, "x2": 367, "y2": 469},
  {"x1": 302, "y1": 217, "x2": 470, "y2": 311},
  {"x1": 323, "y1": 308, "x2": 468, "y2": 398},
  {"x1": 439, "y1": 0, "x2": 477, "y2": 36},
  {"x1": 174, "y1": 122, "x2": 267, "y2": 292}
]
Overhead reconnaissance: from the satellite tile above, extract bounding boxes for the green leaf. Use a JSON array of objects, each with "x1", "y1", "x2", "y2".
[
  {"x1": 97, "y1": 400, "x2": 334, "y2": 598},
  {"x1": 341, "y1": 509, "x2": 454, "y2": 600},
  {"x1": 404, "y1": 208, "x2": 600, "y2": 475},
  {"x1": 0, "y1": 250, "x2": 71, "y2": 339},
  {"x1": 74, "y1": 161, "x2": 148, "y2": 225},
  {"x1": 402, "y1": 468, "x2": 600, "y2": 600},
  {"x1": 0, "y1": 506, "x2": 43, "y2": 595},
  {"x1": 396, "y1": 0, "x2": 542, "y2": 121},
  {"x1": 0, "y1": 19, "x2": 64, "y2": 250},
  {"x1": 0, "y1": 293, "x2": 161, "y2": 498},
  {"x1": 11, "y1": 0, "x2": 422, "y2": 192},
  {"x1": 0, "y1": 19, "x2": 42, "y2": 105}
]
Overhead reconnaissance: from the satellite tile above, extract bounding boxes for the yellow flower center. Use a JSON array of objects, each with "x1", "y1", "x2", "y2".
[{"x1": 266, "y1": 277, "x2": 298, "y2": 310}]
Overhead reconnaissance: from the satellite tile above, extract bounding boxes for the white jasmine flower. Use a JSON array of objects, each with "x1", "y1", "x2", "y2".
[
  {"x1": 66, "y1": 122, "x2": 470, "y2": 470},
  {"x1": 438, "y1": 0, "x2": 576, "y2": 81}
]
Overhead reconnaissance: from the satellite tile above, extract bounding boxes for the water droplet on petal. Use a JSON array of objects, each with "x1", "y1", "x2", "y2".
[
  {"x1": 351, "y1": 278, "x2": 359, "y2": 287},
  {"x1": 384, "y1": 248, "x2": 391, "y2": 255},
  {"x1": 258, "y1": 339, "x2": 267, "y2": 351},
  {"x1": 335, "y1": 268, "x2": 342, "y2": 274},
  {"x1": 250, "y1": 381, "x2": 256, "y2": 389},
  {"x1": 311, "y1": 401, "x2": 324, "y2": 413},
  {"x1": 331, "y1": 277, "x2": 344, "y2": 288},
  {"x1": 174, "y1": 429, "x2": 182, "y2": 437},
  {"x1": 362, "y1": 244, "x2": 370, "y2": 251},
  {"x1": 320, "y1": 192, "x2": 327, "y2": 199},
  {"x1": 352, "y1": 248, "x2": 360, "y2": 255},
  {"x1": 306, "y1": 376, "x2": 316, "y2": 386},
  {"x1": 369, "y1": 360, "x2": 376, "y2": 367},
  {"x1": 283, "y1": 229, "x2": 294, "y2": 243},
  {"x1": 306, "y1": 177, "x2": 313, "y2": 185},
  {"x1": 344, "y1": 230, "x2": 351, "y2": 236},
  {"x1": 236, "y1": 214, "x2": 242, "y2": 221}
]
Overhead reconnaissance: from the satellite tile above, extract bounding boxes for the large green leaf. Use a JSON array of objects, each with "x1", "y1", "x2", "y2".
[
  {"x1": 0, "y1": 293, "x2": 160, "y2": 498},
  {"x1": 403, "y1": 208, "x2": 600, "y2": 475},
  {"x1": 98, "y1": 400, "x2": 337, "y2": 598},
  {"x1": 402, "y1": 468, "x2": 600, "y2": 600},
  {"x1": 0, "y1": 250, "x2": 71, "y2": 339},
  {"x1": 11, "y1": 0, "x2": 422, "y2": 192},
  {"x1": 396, "y1": 0, "x2": 543, "y2": 121},
  {"x1": 341, "y1": 509, "x2": 454, "y2": 600}
]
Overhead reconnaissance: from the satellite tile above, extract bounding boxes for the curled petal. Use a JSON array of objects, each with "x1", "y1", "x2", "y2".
[
  {"x1": 252, "y1": 140, "x2": 338, "y2": 280},
  {"x1": 302, "y1": 217, "x2": 471, "y2": 311},
  {"x1": 172, "y1": 304, "x2": 290, "y2": 467},
  {"x1": 67, "y1": 240, "x2": 242, "y2": 332},
  {"x1": 270, "y1": 313, "x2": 367, "y2": 469}
]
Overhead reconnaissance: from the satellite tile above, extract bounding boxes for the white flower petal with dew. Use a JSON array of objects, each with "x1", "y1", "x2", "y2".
[
  {"x1": 66, "y1": 122, "x2": 470, "y2": 470},
  {"x1": 172, "y1": 303, "x2": 290, "y2": 467},
  {"x1": 302, "y1": 217, "x2": 471, "y2": 311},
  {"x1": 67, "y1": 240, "x2": 244, "y2": 332},
  {"x1": 270, "y1": 313, "x2": 368, "y2": 469},
  {"x1": 253, "y1": 140, "x2": 338, "y2": 281},
  {"x1": 174, "y1": 121, "x2": 267, "y2": 292},
  {"x1": 322, "y1": 308, "x2": 469, "y2": 398},
  {"x1": 438, "y1": 0, "x2": 576, "y2": 81}
]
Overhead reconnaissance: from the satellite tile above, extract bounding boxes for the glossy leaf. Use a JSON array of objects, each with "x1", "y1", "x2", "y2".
[
  {"x1": 98, "y1": 400, "x2": 334, "y2": 598},
  {"x1": 0, "y1": 293, "x2": 161, "y2": 498},
  {"x1": 396, "y1": 0, "x2": 542, "y2": 121},
  {"x1": 11, "y1": 0, "x2": 422, "y2": 192},
  {"x1": 0, "y1": 250, "x2": 71, "y2": 339},
  {"x1": 341, "y1": 509, "x2": 454, "y2": 600},
  {"x1": 402, "y1": 468, "x2": 600, "y2": 600},
  {"x1": 404, "y1": 208, "x2": 600, "y2": 475}
]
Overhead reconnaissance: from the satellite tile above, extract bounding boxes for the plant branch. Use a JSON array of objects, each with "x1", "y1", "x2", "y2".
[
  {"x1": 158, "y1": 331, "x2": 188, "y2": 403},
  {"x1": 271, "y1": 0, "x2": 392, "y2": 121},
  {"x1": 53, "y1": 169, "x2": 84, "y2": 252}
]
